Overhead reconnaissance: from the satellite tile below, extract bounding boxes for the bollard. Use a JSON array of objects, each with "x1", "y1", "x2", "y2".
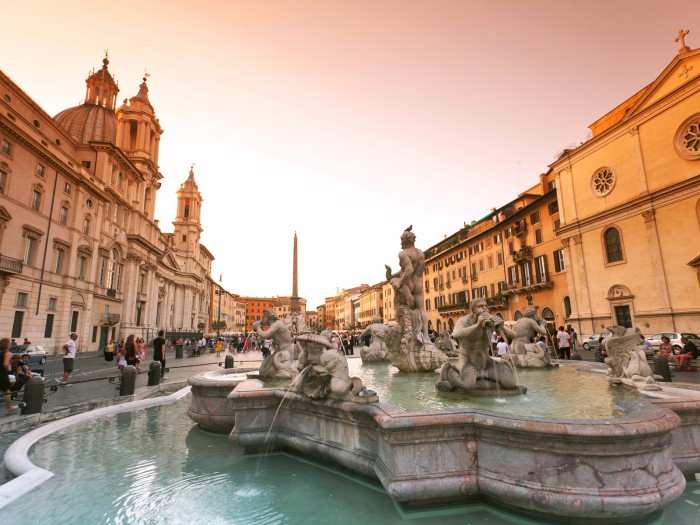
[
  {"x1": 175, "y1": 344, "x2": 183, "y2": 359},
  {"x1": 654, "y1": 354, "x2": 673, "y2": 382},
  {"x1": 225, "y1": 355, "x2": 234, "y2": 369},
  {"x1": 120, "y1": 365, "x2": 137, "y2": 396},
  {"x1": 148, "y1": 361, "x2": 161, "y2": 386},
  {"x1": 21, "y1": 376, "x2": 46, "y2": 415}
]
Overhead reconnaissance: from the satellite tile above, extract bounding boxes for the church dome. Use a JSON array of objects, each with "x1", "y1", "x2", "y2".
[
  {"x1": 54, "y1": 104, "x2": 117, "y2": 144},
  {"x1": 53, "y1": 55, "x2": 120, "y2": 145}
]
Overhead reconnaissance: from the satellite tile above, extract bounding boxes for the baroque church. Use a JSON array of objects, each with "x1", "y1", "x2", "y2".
[{"x1": 0, "y1": 56, "x2": 213, "y2": 352}]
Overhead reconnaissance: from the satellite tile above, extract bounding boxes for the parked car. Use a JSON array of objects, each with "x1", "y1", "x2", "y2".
[
  {"x1": 646, "y1": 332, "x2": 700, "y2": 354},
  {"x1": 10, "y1": 344, "x2": 47, "y2": 365},
  {"x1": 581, "y1": 332, "x2": 611, "y2": 351}
]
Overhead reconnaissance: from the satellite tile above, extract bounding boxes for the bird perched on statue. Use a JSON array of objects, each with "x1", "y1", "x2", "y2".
[{"x1": 405, "y1": 225, "x2": 412, "y2": 232}]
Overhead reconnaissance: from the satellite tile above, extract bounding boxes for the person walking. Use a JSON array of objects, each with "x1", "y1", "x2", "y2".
[
  {"x1": 556, "y1": 326, "x2": 571, "y2": 360},
  {"x1": 61, "y1": 332, "x2": 78, "y2": 385},
  {"x1": 0, "y1": 338, "x2": 17, "y2": 414},
  {"x1": 153, "y1": 330, "x2": 166, "y2": 378}
]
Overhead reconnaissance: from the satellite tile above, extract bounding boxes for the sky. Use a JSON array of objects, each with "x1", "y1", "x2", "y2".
[{"x1": 1, "y1": 1, "x2": 698, "y2": 308}]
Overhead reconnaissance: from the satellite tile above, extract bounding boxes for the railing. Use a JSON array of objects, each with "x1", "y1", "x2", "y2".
[
  {"x1": 106, "y1": 288, "x2": 117, "y2": 298},
  {"x1": 101, "y1": 313, "x2": 121, "y2": 324},
  {"x1": 0, "y1": 254, "x2": 24, "y2": 274}
]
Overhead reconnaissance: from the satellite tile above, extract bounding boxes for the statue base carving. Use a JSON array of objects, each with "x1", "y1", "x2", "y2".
[
  {"x1": 359, "y1": 341, "x2": 390, "y2": 363},
  {"x1": 501, "y1": 344, "x2": 559, "y2": 369}
]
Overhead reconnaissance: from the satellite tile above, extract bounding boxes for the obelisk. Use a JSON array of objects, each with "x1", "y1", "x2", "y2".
[{"x1": 290, "y1": 231, "x2": 300, "y2": 314}]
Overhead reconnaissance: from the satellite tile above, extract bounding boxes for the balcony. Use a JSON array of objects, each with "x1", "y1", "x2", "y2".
[
  {"x1": 437, "y1": 301, "x2": 469, "y2": 316},
  {"x1": 0, "y1": 254, "x2": 23, "y2": 274},
  {"x1": 101, "y1": 313, "x2": 121, "y2": 325},
  {"x1": 512, "y1": 245, "x2": 533, "y2": 263},
  {"x1": 106, "y1": 288, "x2": 117, "y2": 298},
  {"x1": 501, "y1": 279, "x2": 554, "y2": 296},
  {"x1": 486, "y1": 295, "x2": 509, "y2": 309}
]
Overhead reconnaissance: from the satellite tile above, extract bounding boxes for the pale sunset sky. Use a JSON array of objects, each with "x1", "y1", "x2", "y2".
[{"x1": 1, "y1": 1, "x2": 698, "y2": 308}]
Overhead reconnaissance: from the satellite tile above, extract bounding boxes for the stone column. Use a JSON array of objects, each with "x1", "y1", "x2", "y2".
[
  {"x1": 629, "y1": 127, "x2": 649, "y2": 195},
  {"x1": 642, "y1": 210, "x2": 673, "y2": 319}
]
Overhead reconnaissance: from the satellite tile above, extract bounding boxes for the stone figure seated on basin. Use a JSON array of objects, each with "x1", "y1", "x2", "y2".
[
  {"x1": 295, "y1": 333, "x2": 377, "y2": 400},
  {"x1": 501, "y1": 306, "x2": 553, "y2": 369},
  {"x1": 253, "y1": 309, "x2": 298, "y2": 380},
  {"x1": 604, "y1": 325, "x2": 658, "y2": 389},
  {"x1": 437, "y1": 298, "x2": 520, "y2": 393},
  {"x1": 359, "y1": 316, "x2": 390, "y2": 362}
]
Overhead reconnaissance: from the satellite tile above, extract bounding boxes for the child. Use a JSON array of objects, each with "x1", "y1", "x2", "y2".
[{"x1": 116, "y1": 348, "x2": 127, "y2": 372}]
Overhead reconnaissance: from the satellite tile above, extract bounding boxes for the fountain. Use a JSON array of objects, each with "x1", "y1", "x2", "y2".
[{"x1": 186, "y1": 228, "x2": 696, "y2": 523}]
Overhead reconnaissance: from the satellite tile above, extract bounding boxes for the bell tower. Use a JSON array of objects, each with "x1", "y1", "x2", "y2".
[
  {"x1": 115, "y1": 73, "x2": 163, "y2": 218},
  {"x1": 173, "y1": 165, "x2": 203, "y2": 254},
  {"x1": 84, "y1": 53, "x2": 119, "y2": 109}
]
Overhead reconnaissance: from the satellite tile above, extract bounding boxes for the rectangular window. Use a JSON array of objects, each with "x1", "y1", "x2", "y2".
[
  {"x1": 99, "y1": 258, "x2": 106, "y2": 286},
  {"x1": 472, "y1": 288, "x2": 479, "y2": 299},
  {"x1": 116, "y1": 264, "x2": 123, "y2": 290},
  {"x1": 505, "y1": 227, "x2": 513, "y2": 239},
  {"x1": 78, "y1": 256, "x2": 87, "y2": 280},
  {"x1": 554, "y1": 249, "x2": 565, "y2": 272},
  {"x1": 508, "y1": 265, "x2": 518, "y2": 285},
  {"x1": 478, "y1": 259, "x2": 484, "y2": 271},
  {"x1": 45, "y1": 314, "x2": 55, "y2": 338},
  {"x1": 182, "y1": 234, "x2": 187, "y2": 242},
  {"x1": 59, "y1": 206, "x2": 69, "y2": 225},
  {"x1": 497, "y1": 252, "x2": 503, "y2": 266},
  {"x1": 471, "y1": 262, "x2": 477, "y2": 277},
  {"x1": 1, "y1": 139, "x2": 11, "y2": 155},
  {"x1": 553, "y1": 218, "x2": 561, "y2": 230},
  {"x1": 36, "y1": 163, "x2": 46, "y2": 178},
  {"x1": 548, "y1": 201, "x2": 559, "y2": 215},
  {"x1": 535, "y1": 255, "x2": 549, "y2": 283},
  {"x1": 24, "y1": 237, "x2": 37, "y2": 266},
  {"x1": 0, "y1": 170, "x2": 6, "y2": 193},
  {"x1": 70, "y1": 311, "x2": 79, "y2": 332},
  {"x1": 48, "y1": 297, "x2": 58, "y2": 310},
  {"x1": 12, "y1": 311, "x2": 23, "y2": 338},
  {"x1": 64, "y1": 182, "x2": 71, "y2": 194},
  {"x1": 83, "y1": 217, "x2": 90, "y2": 234},
  {"x1": 425, "y1": 299, "x2": 430, "y2": 311},
  {"x1": 81, "y1": 160, "x2": 91, "y2": 169},
  {"x1": 92, "y1": 326, "x2": 98, "y2": 342},
  {"x1": 424, "y1": 280, "x2": 430, "y2": 293},
  {"x1": 32, "y1": 190, "x2": 42, "y2": 211},
  {"x1": 530, "y1": 211, "x2": 541, "y2": 224},
  {"x1": 498, "y1": 281, "x2": 507, "y2": 292},
  {"x1": 534, "y1": 228, "x2": 543, "y2": 244},
  {"x1": 114, "y1": 204, "x2": 119, "y2": 222},
  {"x1": 508, "y1": 241, "x2": 514, "y2": 255},
  {"x1": 493, "y1": 233, "x2": 502, "y2": 245},
  {"x1": 520, "y1": 262, "x2": 533, "y2": 286},
  {"x1": 16, "y1": 292, "x2": 28, "y2": 307},
  {"x1": 487, "y1": 255, "x2": 493, "y2": 269},
  {"x1": 480, "y1": 286, "x2": 487, "y2": 298},
  {"x1": 54, "y1": 248, "x2": 64, "y2": 274}
]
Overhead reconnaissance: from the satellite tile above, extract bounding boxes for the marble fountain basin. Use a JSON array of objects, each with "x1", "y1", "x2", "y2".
[{"x1": 188, "y1": 365, "x2": 700, "y2": 524}]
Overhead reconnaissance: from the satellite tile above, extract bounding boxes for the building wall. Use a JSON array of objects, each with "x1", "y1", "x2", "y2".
[{"x1": 552, "y1": 48, "x2": 700, "y2": 336}]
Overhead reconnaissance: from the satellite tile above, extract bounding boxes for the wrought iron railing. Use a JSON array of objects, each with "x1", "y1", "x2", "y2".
[{"x1": 0, "y1": 254, "x2": 23, "y2": 274}]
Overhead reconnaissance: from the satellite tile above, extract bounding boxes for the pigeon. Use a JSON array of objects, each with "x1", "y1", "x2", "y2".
[{"x1": 405, "y1": 225, "x2": 412, "y2": 232}]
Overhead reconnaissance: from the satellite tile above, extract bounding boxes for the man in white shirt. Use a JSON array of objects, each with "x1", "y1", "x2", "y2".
[
  {"x1": 62, "y1": 332, "x2": 78, "y2": 384},
  {"x1": 556, "y1": 326, "x2": 571, "y2": 360}
]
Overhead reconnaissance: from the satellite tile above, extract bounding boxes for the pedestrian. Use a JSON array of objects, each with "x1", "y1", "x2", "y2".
[
  {"x1": 496, "y1": 336, "x2": 508, "y2": 357},
  {"x1": 556, "y1": 326, "x2": 571, "y2": 360},
  {"x1": 135, "y1": 337, "x2": 146, "y2": 372},
  {"x1": 0, "y1": 338, "x2": 17, "y2": 414},
  {"x1": 124, "y1": 335, "x2": 138, "y2": 369},
  {"x1": 61, "y1": 332, "x2": 78, "y2": 385},
  {"x1": 594, "y1": 337, "x2": 608, "y2": 363},
  {"x1": 153, "y1": 330, "x2": 166, "y2": 378},
  {"x1": 570, "y1": 329, "x2": 578, "y2": 352}
]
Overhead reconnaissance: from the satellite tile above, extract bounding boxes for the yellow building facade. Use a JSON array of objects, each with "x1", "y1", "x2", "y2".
[{"x1": 551, "y1": 41, "x2": 700, "y2": 336}]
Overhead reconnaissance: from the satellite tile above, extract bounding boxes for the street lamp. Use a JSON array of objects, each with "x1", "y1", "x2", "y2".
[{"x1": 216, "y1": 273, "x2": 223, "y2": 340}]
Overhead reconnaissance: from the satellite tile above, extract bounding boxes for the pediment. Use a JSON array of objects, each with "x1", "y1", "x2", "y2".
[
  {"x1": 623, "y1": 49, "x2": 700, "y2": 120},
  {"x1": 159, "y1": 250, "x2": 180, "y2": 272},
  {"x1": 0, "y1": 206, "x2": 12, "y2": 222}
]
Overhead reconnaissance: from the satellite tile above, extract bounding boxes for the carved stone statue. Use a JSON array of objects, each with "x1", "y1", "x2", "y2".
[
  {"x1": 604, "y1": 325, "x2": 658, "y2": 389},
  {"x1": 435, "y1": 331, "x2": 458, "y2": 357},
  {"x1": 437, "y1": 298, "x2": 520, "y2": 393},
  {"x1": 382, "y1": 228, "x2": 447, "y2": 372},
  {"x1": 295, "y1": 333, "x2": 377, "y2": 400},
  {"x1": 253, "y1": 309, "x2": 298, "y2": 380},
  {"x1": 501, "y1": 306, "x2": 554, "y2": 369},
  {"x1": 359, "y1": 316, "x2": 390, "y2": 362}
]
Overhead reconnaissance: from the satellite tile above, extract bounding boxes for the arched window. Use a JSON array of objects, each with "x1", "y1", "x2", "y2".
[
  {"x1": 564, "y1": 296, "x2": 572, "y2": 318},
  {"x1": 541, "y1": 307, "x2": 555, "y2": 321},
  {"x1": 448, "y1": 318, "x2": 454, "y2": 332},
  {"x1": 436, "y1": 319, "x2": 442, "y2": 333},
  {"x1": 604, "y1": 227, "x2": 623, "y2": 263},
  {"x1": 514, "y1": 310, "x2": 523, "y2": 321}
]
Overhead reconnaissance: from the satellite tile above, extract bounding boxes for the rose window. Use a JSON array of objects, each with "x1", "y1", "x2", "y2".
[
  {"x1": 590, "y1": 168, "x2": 615, "y2": 197},
  {"x1": 675, "y1": 115, "x2": 700, "y2": 160}
]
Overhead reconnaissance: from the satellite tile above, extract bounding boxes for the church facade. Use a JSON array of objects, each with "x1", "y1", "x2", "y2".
[
  {"x1": 551, "y1": 35, "x2": 700, "y2": 335},
  {"x1": 0, "y1": 56, "x2": 213, "y2": 352}
]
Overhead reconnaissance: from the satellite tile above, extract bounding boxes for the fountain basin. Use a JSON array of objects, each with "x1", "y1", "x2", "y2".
[
  {"x1": 187, "y1": 370, "x2": 248, "y2": 433},
  {"x1": 227, "y1": 379, "x2": 684, "y2": 524}
]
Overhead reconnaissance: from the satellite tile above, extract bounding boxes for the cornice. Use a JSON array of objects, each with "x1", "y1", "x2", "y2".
[{"x1": 558, "y1": 172, "x2": 700, "y2": 235}]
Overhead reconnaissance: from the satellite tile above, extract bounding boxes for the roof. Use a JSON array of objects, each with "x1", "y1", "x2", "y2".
[{"x1": 54, "y1": 103, "x2": 118, "y2": 144}]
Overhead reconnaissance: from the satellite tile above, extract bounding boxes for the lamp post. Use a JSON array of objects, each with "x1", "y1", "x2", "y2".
[{"x1": 216, "y1": 273, "x2": 222, "y2": 340}]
